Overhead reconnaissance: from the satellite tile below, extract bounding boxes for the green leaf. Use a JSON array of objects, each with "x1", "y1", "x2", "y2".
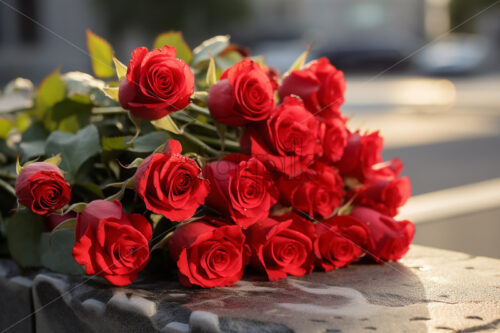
[
  {"x1": 106, "y1": 176, "x2": 134, "y2": 201},
  {"x1": 192, "y1": 35, "x2": 230, "y2": 67},
  {"x1": 0, "y1": 118, "x2": 13, "y2": 139},
  {"x1": 102, "y1": 136, "x2": 132, "y2": 151},
  {"x1": 215, "y1": 50, "x2": 245, "y2": 72},
  {"x1": 73, "y1": 183, "x2": 104, "y2": 199},
  {"x1": 0, "y1": 78, "x2": 35, "y2": 114},
  {"x1": 36, "y1": 69, "x2": 66, "y2": 120},
  {"x1": 113, "y1": 57, "x2": 127, "y2": 81},
  {"x1": 121, "y1": 157, "x2": 144, "y2": 169},
  {"x1": 44, "y1": 99, "x2": 93, "y2": 134},
  {"x1": 206, "y1": 56, "x2": 217, "y2": 87},
  {"x1": 102, "y1": 87, "x2": 119, "y2": 102},
  {"x1": 6, "y1": 210, "x2": 45, "y2": 267},
  {"x1": 285, "y1": 45, "x2": 312, "y2": 75},
  {"x1": 0, "y1": 178, "x2": 15, "y2": 197},
  {"x1": 130, "y1": 132, "x2": 168, "y2": 153},
  {"x1": 153, "y1": 31, "x2": 193, "y2": 64},
  {"x1": 45, "y1": 124, "x2": 100, "y2": 179},
  {"x1": 49, "y1": 217, "x2": 76, "y2": 236},
  {"x1": 64, "y1": 202, "x2": 87, "y2": 214},
  {"x1": 62, "y1": 71, "x2": 116, "y2": 108},
  {"x1": 127, "y1": 111, "x2": 141, "y2": 144},
  {"x1": 86, "y1": 29, "x2": 115, "y2": 78},
  {"x1": 40, "y1": 230, "x2": 83, "y2": 275},
  {"x1": 151, "y1": 114, "x2": 182, "y2": 135},
  {"x1": 20, "y1": 140, "x2": 45, "y2": 161},
  {"x1": 44, "y1": 153, "x2": 62, "y2": 166},
  {"x1": 16, "y1": 152, "x2": 21, "y2": 174},
  {"x1": 62, "y1": 71, "x2": 105, "y2": 97},
  {"x1": 15, "y1": 113, "x2": 32, "y2": 133}
]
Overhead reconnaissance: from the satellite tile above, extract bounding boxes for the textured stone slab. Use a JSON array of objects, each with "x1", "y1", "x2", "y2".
[
  {"x1": 2, "y1": 245, "x2": 500, "y2": 332},
  {"x1": 0, "y1": 259, "x2": 34, "y2": 333}
]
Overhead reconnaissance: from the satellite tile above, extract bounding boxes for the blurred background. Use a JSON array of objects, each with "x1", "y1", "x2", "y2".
[{"x1": 0, "y1": 0, "x2": 499, "y2": 257}]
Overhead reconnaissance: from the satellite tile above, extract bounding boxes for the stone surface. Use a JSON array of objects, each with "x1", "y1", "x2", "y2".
[
  {"x1": 0, "y1": 259, "x2": 34, "y2": 333},
  {"x1": 1, "y1": 245, "x2": 500, "y2": 333}
]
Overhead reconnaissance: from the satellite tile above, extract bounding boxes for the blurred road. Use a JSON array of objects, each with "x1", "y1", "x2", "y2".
[
  {"x1": 345, "y1": 74, "x2": 500, "y2": 195},
  {"x1": 345, "y1": 74, "x2": 500, "y2": 258}
]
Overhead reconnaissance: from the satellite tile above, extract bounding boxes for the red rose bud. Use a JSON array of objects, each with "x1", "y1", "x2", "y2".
[
  {"x1": 246, "y1": 214, "x2": 316, "y2": 281},
  {"x1": 240, "y1": 96, "x2": 320, "y2": 177},
  {"x1": 278, "y1": 162, "x2": 344, "y2": 220},
  {"x1": 168, "y1": 217, "x2": 250, "y2": 288},
  {"x1": 207, "y1": 59, "x2": 274, "y2": 126},
  {"x1": 372, "y1": 158, "x2": 404, "y2": 178},
  {"x1": 279, "y1": 57, "x2": 346, "y2": 120},
  {"x1": 336, "y1": 131, "x2": 383, "y2": 182},
  {"x1": 72, "y1": 200, "x2": 152, "y2": 286},
  {"x1": 135, "y1": 139, "x2": 209, "y2": 222},
  {"x1": 319, "y1": 118, "x2": 348, "y2": 163},
  {"x1": 119, "y1": 46, "x2": 194, "y2": 120},
  {"x1": 45, "y1": 211, "x2": 76, "y2": 232},
  {"x1": 314, "y1": 215, "x2": 372, "y2": 271},
  {"x1": 349, "y1": 207, "x2": 415, "y2": 262},
  {"x1": 15, "y1": 162, "x2": 71, "y2": 215},
  {"x1": 350, "y1": 175, "x2": 411, "y2": 217},
  {"x1": 202, "y1": 154, "x2": 278, "y2": 229}
]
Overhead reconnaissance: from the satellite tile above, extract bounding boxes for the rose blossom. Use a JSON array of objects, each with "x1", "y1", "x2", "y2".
[
  {"x1": 202, "y1": 154, "x2": 278, "y2": 229},
  {"x1": 336, "y1": 130, "x2": 383, "y2": 182},
  {"x1": 314, "y1": 215, "x2": 372, "y2": 271},
  {"x1": 349, "y1": 207, "x2": 415, "y2": 262},
  {"x1": 372, "y1": 158, "x2": 404, "y2": 178},
  {"x1": 135, "y1": 139, "x2": 209, "y2": 222},
  {"x1": 208, "y1": 59, "x2": 275, "y2": 126},
  {"x1": 278, "y1": 162, "x2": 344, "y2": 219},
  {"x1": 350, "y1": 175, "x2": 411, "y2": 217},
  {"x1": 240, "y1": 96, "x2": 320, "y2": 177},
  {"x1": 119, "y1": 46, "x2": 194, "y2": 120},
  {"x1": 168, "y1": 217, "x2": 250, "y2": 288},
  {"x1": 72, "y1": 200, "x2": 152, "y2": 286},
  {"x1": 246, "y1": 214, "x2": 316, "y2": 281},
  {"x1": 15, "y1": 162, "x2": 71, "y2": 215},
  {"x1": 278, "y1": 57, "x2": 346, "y2": 120},
  {"x1": 319, "y1": 118, "x2": 348, "y2": 163}
]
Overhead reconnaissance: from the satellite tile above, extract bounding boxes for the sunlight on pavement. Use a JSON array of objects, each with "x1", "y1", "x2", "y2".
[{"x1": 346, "y1": 111, "x2": 500, "y2": 148}]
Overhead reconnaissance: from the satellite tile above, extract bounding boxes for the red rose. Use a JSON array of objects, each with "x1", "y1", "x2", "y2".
[
  {"x1": 202, "y1": 154, "x2": 278, "y2": 229},
  {"x1": 319, "y1": 118, "x2": 348, "y2": 163},
  {"x1": 207, "y1": 59, "x2": 274, "y2": 126},
  {"x1": 336, "y1": 131, "x2": 383, "y2": 182},
  {"x1": 246, "y1": 214, "x2": 316, "y2": 281},
  {"x1": 262, "y1": 64, "x2": 279, "y2": 90},
  {"x1": 350, "y1": 175, "x2": 411, "y2": 217},
  {"x1": 349, "y1": 207, "x2": 414, "y2": 262},
  {"x1": 278, "y1": 57, "x2": 346, "y2": 120},
  {"x1": 119, "y1": 46, "x2": 194, "y2": 120},
  {"x1": 278, "y1": 162, "x2": 344, "y2": 219},
  {"x1": 314, "y1": 215, "x2": 372, "y2": 271},
  {"x1": 15, "y1": 162, "x2": 71, "y2": 215},
  {"x1": 240, "y1": 96, "x2": 320, "y2": 177},
  {"x1": 135, "y1": 139, "x2": 209, "y2": 222},
  {"x1": 45, "y1": 211, "x2": 76, "y2": 231},
  {"x1": 168, "y1": 218, "x2": 250, "y2": 288},
  {"x1": 72, "y1": 200, "x2": 152, "y2": 286},
  {"x1": 372, "y1": 158, "x2": 403, "y2": 178}
]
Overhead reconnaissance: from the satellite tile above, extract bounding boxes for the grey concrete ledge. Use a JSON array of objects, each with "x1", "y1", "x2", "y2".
[{"x1": 1, "y1": 245, "x2": 500, "y2": 333}]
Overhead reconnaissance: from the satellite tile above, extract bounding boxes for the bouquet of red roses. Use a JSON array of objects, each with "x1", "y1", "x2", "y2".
[{"x1": 0, "y1": 31, "x2": 414, "y2": 288}]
